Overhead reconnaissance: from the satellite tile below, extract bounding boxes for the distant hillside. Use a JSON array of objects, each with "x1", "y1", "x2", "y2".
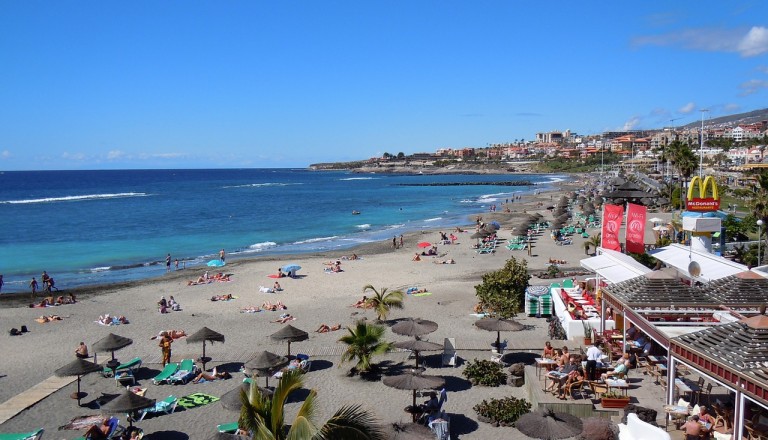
[{"x1": 681, "y1": 108, "x2": 768, "y2": 128}]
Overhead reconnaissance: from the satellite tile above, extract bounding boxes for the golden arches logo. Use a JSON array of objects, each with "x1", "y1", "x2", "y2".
[{"x1": 686, "y1": 176, "x2": 720, "y2": 212}]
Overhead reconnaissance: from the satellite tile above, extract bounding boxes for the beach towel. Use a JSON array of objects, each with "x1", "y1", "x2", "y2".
[
  {"x1": 176, "y1": 393, "x2": 219, "y2": 409},
  {"x1": 267, "y1": 274, "x2": 281, "y2": 279},
  {"x1": 469, "y1": 313, "x2": 488, "y2": 318},
  {"x1": 240, "y1": 308, "x2": 262, "y2": 313},
  {"x1": 58, "y1": 415, "x2": 106, "y2": 431},
  {"x1": 411, "y1": 292, "x2": 432, "y2": 297}
]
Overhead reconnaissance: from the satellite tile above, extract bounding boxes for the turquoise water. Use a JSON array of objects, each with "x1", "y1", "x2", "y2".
[{"x1": 0, "y1": 169, "x2": 565, "y2": 292}]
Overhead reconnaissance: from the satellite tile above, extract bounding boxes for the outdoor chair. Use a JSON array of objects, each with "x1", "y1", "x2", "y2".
[
  {"x1": 0, "y1": 428, "x2": 44, "y2": 440},
  {"x1": 102, "y1": 357, "x2": 142, "y2": 378},
  {"x1": 699, "y1": 382, "x2": 712, "y2": 405},
  {"x1": 137, "y1": 395, "x2": 178, "y2": 420},
  {"x1": 217, "y1": 422, "x2": 238, "y2": 433},
  {"x1": 442, "y1": 338, "x2": 457, "y2": 367},
  {"x1": 564, "y1": 379, "x2": 588, "y2": 400},
  {"x1": 746, "y1": 425, "x2": 768, "y2": 440},
  {"x1": 589, "y1": 380, "x2": 609, "y2": 398},
  {"x1": 169, "y1": 359, "x2": 197, "y2": 384},
  {"x1": 152, "y1": 362, "x2": 179, "y2": 385},
  {"x1": 711, "y1": 402, "x2": 728, "y2": 431}
]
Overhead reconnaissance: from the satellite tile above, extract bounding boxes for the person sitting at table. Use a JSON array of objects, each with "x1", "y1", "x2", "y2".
[
  {"x1": 542, "y1": 341, "x2": 555, "y2": 359},
  {"x1": 697, "y1": 406, "x2": 713, "y2": 437},
  {"x1": 600, "y1": 355, "x2": 629, "y2": 381},
  {"x1": 682, "y1": 414, "x2": 704, "y2": 440},
  {"x1": 558, "y1": 365, "x2": 585, "y2": 400},
  {"x1": 558, "y1": 347, "x2": 570, "y2": 368},
  {"x1": 546, "y1": 356, "x2": 579, "y2": 397},
  {"x1": 626, "y1": 322, "x2": 638, "y2": 341}
]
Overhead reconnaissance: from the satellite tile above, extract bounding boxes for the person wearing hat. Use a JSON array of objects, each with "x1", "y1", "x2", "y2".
[{"x1": 158, "y1": 296, "x2": 168, "y2": 314}]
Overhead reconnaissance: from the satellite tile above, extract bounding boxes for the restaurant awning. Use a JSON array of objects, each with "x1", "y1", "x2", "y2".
[
  {"x1": 580, "y1": 248, "x2": 652, "y2": 284},
  {"x1": 649, "y1": 243, "x2": 749, "y2": 282}
]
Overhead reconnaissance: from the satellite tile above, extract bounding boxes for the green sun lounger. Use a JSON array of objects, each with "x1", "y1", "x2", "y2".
[
  {"x1": 152, "y1": 362, "x2": 179, "y2": 385},
  {"x1": 217, "y1": 422, "x2": 239, "y2": 433},
  {"x1": 169, "y1": 359, "x2": 197, "y2": 384},
  {"x1": 102, "y1": 356, "x2": 142, "y2": 377},
  {"x1": 0, "y1": 429, "x2": 44, "y2": 440}
]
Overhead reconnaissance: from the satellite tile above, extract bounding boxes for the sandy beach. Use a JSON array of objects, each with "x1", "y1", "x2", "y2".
[{"x1": 0, "y1": 177, "x2": 605, "y2": 439}]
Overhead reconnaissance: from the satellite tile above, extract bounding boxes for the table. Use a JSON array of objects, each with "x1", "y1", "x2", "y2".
[
  {"x1": 605, "y1": 378, "x2": 629, "y2": 396},
  {"x1": 675, "y1": 378, "x2": 700, "y2": 402},
  {"x1": 535, "y1": 358, "x2": 557, "y2": 379},
  {"x1": 583, "y1": 305, "x2": 596, "y2": 312},
  {"x1": 648, "y1": 355, "x2": 667, "y2": 365},
  {"x1": 663, "y1": 404, "x2": 690, "y2": 430}
]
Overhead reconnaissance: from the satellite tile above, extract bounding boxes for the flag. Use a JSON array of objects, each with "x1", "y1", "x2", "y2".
[
  {"x1": 601, "y1": 204, "x2": 624, "y2": 251},
  {"x1": 625, "y1": 203, "x2": 647, "y2": 254}
]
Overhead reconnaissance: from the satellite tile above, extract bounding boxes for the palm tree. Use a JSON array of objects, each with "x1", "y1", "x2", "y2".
[
  {"x1": 584, "y1": 233, "x2": 602, "y2": 255},
  {"x1": 240, "y1": 370, "x2": 385, "y2": 440},
  {"x1": 338, "y1": 320, "x2": 392, "y2": 375},
  {"x1": 362, "y1": 285, "x2": 403, "y2": 322}
]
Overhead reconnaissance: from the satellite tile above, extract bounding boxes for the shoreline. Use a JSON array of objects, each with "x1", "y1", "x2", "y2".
[{"x1": 0, "y1": 174, "x2": 573, "y2": 299}]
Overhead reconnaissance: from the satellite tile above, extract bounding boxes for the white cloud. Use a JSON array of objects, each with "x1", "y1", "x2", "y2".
[
  {"x1": 757, "y1": 65, "x2": 768, "y2": 74},
  {"x1": 136, "y1": 152, "x2": 186, "y2": 160},
  {"x1": 724, "y1": 103, "x2": 741, "y2": 112},
  {"x1": 633, "y1": 26, "x2": 768, "y2": 57},
  {"x1": 679, "y1": 103, "x2": 696, "y2": 114},
  {"x1": 61, "y1": 152, "x2": 88, "y2": 161},
  {"x1": 738, "y1": 27, "x2": 768, "y2": 57},
  {"x1": 106, "y1": 150, "x2": 126, "y2": 160},
  {"x1": 739, "y1": 79, "x2": 768, "y2": 96},
  {"x1": 1, "y1": 150, "x2": 11, "y2": 159},
  {"x1": 622, "y1": 117, "x2": 641, "y2": 131}
]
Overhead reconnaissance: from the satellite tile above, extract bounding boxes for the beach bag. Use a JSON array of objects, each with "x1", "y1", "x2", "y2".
[
  {"x1": 9, "y1": 328, "x2": 21, "y2": 336},
  {"x1": 20, "y1": 325, "x2": 28, "y2": 333}
]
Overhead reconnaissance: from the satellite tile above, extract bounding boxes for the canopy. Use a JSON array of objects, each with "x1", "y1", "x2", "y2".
[
  {"x1": 187, "y1": 327, "x2": 225, "y2": 370},
  {"x1": 383, "y1": 371, "x2": 444, "y2": 421},
  {"x1": 515, "y1": 408, "x2": 583, "y2": 439},
  {"x1": 391, "y1": 318, "x2": 438, "y2": 337},
  {"x1": 92, "y1": 333, "x2": 133, "y2": 362},
  {"x1": 649, "y1": 243, "x2": 748, "y2": 282},
  {"x1": 580, "y1": 248, "x2": 652, "y2": 284},
  {"x1": 270, "y1": 324, "x2": 308, "y2": 357}
]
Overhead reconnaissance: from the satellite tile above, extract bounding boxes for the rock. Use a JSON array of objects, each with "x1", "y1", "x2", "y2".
[
  {"x1": 578, "y1": 417, "x2": 618, "y2": 440},
  {"x1": 622, "y1": 404, "x2": 658, "y2": 425},
  {"x1": 508, "y1": 362, "x2": 525, "y2": 377}
]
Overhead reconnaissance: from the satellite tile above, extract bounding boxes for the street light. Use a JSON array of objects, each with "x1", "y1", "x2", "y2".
[{"x1": 758, "y1": 219, "x2": 764, "y2": 267}]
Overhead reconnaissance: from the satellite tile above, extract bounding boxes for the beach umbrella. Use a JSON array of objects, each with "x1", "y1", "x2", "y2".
[
  {"x1": 383, "y1": 371, "x2": 444, "y2": 422},
  {"x1": 207, "y1": 259, "x2": 225, "y2": 267},
  {"x1": 55, "y1": 358, "x2": 103, "y2": 406},
  {"x1": 281, "y1": 264, "x2": 301, "y2": 273},
  {"x1": 220, "y1": 383, "x2": 250, "y2": 412},
  {"x1": 393, "y1": 339, "x2": 442, "y2": 368},
  {"x1": 391, "y1": 318, "x2": 438, "y2": 338},
  {"x1": 515, "y1": 408, "x2": 583, "y2": 439},
  {"x1": 474, "y1": 317, "x2": 525, "y2": 352},
  {"x1": 270, "y1": 324, "x2": 308, "y2": 357},
  {"x1": 243, "y1": 350, "x2": 289, "y2": 387},
  {"x1": 100, "y1": 390, "x2": 155, "y2": 427},
  {"x1": 186, "y1": 327, "x2": 225, "y2": 370},
  {"x1": 649, "y1": 217, "x2": 664, "y2": 223},
  {"x1": 653, "y1": 225, "x2": 670, "y2": 232},
  {"x1": 387, "y1": 422, "x2": 434, "y2": 440},
  {"x1": 417, "y1": 242, "x2": 432, "y2": 248},
  {"x1": 469, "y1": 232, "x2": 485, "y2": 239},
  {"x1": 92, "y1": 333, "x2": 133, "y2": 366}
]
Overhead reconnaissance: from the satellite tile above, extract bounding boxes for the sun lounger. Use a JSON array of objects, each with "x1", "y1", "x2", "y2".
[
  {"x1": 102, "y1": 357, "x2": 142, "y2": 377},
  {"x1": 137, "y1": 395, "x2": 178, "y2": 420},
  {"x1": 442, "y1": 338, "x2": 457, "y2": 367},
  {"x1": 0, "y1": 428, "x2": 44, "y2": 440},
  {"x1": 152, "y1": 362, "x2": 179, "y2": 385},
  {"x1": 73, "y1": 417, "x2": 122, "y2": 440},
  {"x1": 169, "y1": 359, "x2": 197, "y2": 384},
  {"x1": 217, "y1": 422, "x2": 239, "y2": 433}
]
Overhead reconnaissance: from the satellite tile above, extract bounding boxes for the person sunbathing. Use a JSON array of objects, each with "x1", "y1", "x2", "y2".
[
  {"x1": 151, "y1": 330, "x2": 186, "y2": 340},
  {"x1": 211, "y1": 294, "x2": 233, "y2": 301},
  {"x1": 240, "y1": 305, "x2": 261, "y2": 313},
  {"x1": 83, "y1": 418, "x2": 111, "y2": 439},
  {"x1": 433, "y1": 258, "x2": 455, "y2": 264},
  {"x1": 99, "y1": 314, "x2": 112, "y2": 325},
  {"x1": 191, "y1": 367, "x2": 231, "y2": 383},
  {"x1": 273, "y1": 281, "x2": 282, "y2": 291},
  {"x1": 407, "y1": 287, "x2": 428, "y2": 294},
  {"x1": 273, "y1": 313, "x2": 294, "y2": 324},
  {"x1": 351, "y1": 295, "x2": 368, "y2": 308},
  {"x1": 316, "y1": 323, "x2": 341, "y2": 333}
]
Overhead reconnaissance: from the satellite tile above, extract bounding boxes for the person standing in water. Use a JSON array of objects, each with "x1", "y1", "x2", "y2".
[
  {"x1": 166, "y1": 254, "x2": 171, "y2": 273},
  {"x1": 219, "y1": 249, "x2": 226, "y2": 263},
  {"x1": 29, "y1": 277, "x2": 39, "y2": 297}
]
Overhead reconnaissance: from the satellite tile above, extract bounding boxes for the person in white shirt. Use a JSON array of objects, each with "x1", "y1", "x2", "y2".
[{"x1": 585, "y1": 341, "x2": 603, "y2": 381}]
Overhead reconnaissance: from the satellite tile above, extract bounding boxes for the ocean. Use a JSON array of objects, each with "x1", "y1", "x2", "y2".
[{"x1": 0, "y1": 169, "x2": 565, "y2": 293}]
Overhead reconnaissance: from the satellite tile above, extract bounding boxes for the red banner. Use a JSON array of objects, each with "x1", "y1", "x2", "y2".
[
  {"x1": 625, "y1": 203, "x2": 647, "y2": 254},
  {"x1": 601, "y1": 204, "x2": 624, "y2": 251}
]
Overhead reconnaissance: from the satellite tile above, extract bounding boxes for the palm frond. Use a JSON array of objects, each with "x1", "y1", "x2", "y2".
[{"x1": 314, "y1": 404, "x2": 387, "y2": 440}]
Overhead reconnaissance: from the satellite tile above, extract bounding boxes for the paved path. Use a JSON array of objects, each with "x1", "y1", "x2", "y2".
[{"x1": 0, "y1": 375, "x2": 76, "y2": 425}]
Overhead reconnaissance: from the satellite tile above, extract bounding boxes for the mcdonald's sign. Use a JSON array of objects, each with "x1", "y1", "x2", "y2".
[{"x1": 686, "y1": 175, "x2": 720, "y2": 212}]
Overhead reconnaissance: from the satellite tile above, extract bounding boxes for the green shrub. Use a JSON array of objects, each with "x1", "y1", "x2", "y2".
[
  {"x1": 473, "y1": 396, "x2": 532, "y2": 426},
  {"x1": 462, "y1": 359, "x2": 507, "y2": 386}
]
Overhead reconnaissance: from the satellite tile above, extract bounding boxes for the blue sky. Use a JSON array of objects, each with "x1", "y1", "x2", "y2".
[{"x1": 1, "y1": 1, "x2": 767, "y2": 170}]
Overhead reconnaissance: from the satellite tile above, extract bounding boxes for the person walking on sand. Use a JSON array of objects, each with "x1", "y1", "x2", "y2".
[
  {"x1": 219, "y1": 249, "x2": 226, "y2": 263},
  {"x1": 0, "y1": 274, "x2": 3, "y2": 293},
  {"x1": 166, "y1": 254, "x2": 171, "y2": 273},
  {"x1": 393, "y1": 236, "x2": 397, "y2": 249},
  {"x1": 29, "y1": 277, "x2": 38, "y2": 297},
  {"x1": 159, "y1": 332, "x2": 173, "y2": 366}
]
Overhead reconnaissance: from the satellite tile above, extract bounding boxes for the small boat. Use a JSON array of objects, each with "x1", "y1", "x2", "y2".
[{"x1": 352, "y1": 210, "x2": 361, "y2": 215}]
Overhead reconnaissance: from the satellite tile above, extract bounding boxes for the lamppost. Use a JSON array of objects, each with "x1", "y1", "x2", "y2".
[
  {"x1": 758, "y1": 219, "x2": 764, "y2": 267},
  {"x1": 699, "y1": 109, "x2": 709, "y2": 178}
]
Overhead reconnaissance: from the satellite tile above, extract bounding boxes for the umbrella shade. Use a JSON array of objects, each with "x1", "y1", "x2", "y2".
[
  {"x1": 515, "y1": 408, "x2": 583, "y2": 439},
  {"x1": 270, "y1": 324, "x2": 309, "y2": 357},
  {"x1": 475, "y1": 317, "x2": 525, "y2": 350},
  {"x1": 387, "y1": 422, "x2": 434, "y2": 440},
  {"x1": 220, "y1": 383, "x2": 250, "y2": 411},
  {"x1": 281, "y1": 264, "x2": 301, "y2": 272},
  {"x1": 391, "y1": 318, "x2": 438, "y2": 337},
  {"x1": 92, "y1": 333, "x2": 133, "y2": 358},
  {"x1": 55, "y1": 358, "x2": 103, "y2": 377},
  {"x1": 187, "y1": 327, "x2": 225, "y2": 370},
  {"x1": 652, "y1": 225, "x2": 670, "y2": 232},
  {"x1": 383, "y1": 371, "x2": 445, "y2": 421},
  {"x1": 417, "y1": 242, "x2": 432, "y2": 248},
  {"x1": 187, "y1": 327, "x2": 226, "y2": 344},
  {"x1": 393, "y1": 340, "x2": 442, "y2": 352},
  {"x1": 101, "y1": 390, "x2": 155, "y2": 414},
  {"x1": 244, "y1": 351, "x2": 289, "y2": 373}
]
